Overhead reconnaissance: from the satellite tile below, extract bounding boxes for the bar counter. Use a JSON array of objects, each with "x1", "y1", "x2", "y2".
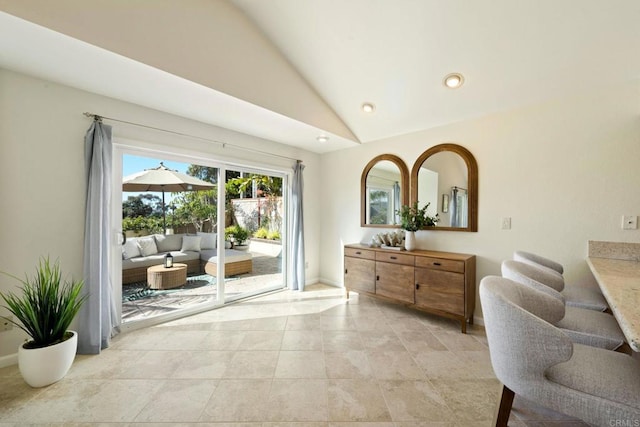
[{"x1": 587, "y1": 256, "x2": 640, "y2": 352}]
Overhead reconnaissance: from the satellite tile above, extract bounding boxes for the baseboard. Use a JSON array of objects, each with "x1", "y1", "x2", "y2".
[
  {"x1": 0, "y1": 352, "x2": 18, "y2": 368},
  {"x1": 317, "y1": 277, "x2": 342, "y2": 287}
]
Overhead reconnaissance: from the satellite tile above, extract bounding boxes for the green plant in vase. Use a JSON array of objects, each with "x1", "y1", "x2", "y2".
[
  {"x1": 395, "y1": 202, "x2": 439, "y2": 250},
  {"x1": 0, "y1": 257, "x2": 87, "y2": 387}
]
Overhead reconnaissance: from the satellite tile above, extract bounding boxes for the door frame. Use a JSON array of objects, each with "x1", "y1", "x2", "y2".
[{"x1": 112, "y1": 138, "x2": 291, "y2": 332}]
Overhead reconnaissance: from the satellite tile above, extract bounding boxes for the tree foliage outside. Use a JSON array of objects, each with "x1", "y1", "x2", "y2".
[
  {"x1": 122, "y1": 194, "x2": 163, "y2": 218},
  {"x1": 122, "y1": 163, "x2": 284, "y2": 237},
  {"x1": 227, "y1": 174, "x2": 283, "y2": 232},
  {"x1": 368, "y1": 190, "x2": 390, "y2": 224},
  {"x1": 172, "y1": 188, "x2": 218, "y2": 232}
]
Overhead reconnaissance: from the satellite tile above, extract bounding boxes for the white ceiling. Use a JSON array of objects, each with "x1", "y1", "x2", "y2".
[
  {"x1": 2, "y1": 1, "x2": 640, "y2": 153},
  {"x1": 232, "y1": 0, "x2": 640, "y2": 142}
]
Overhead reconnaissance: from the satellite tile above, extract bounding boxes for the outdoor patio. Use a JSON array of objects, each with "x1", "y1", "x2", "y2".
[{"x1": 122, "y1": 252, "x2": 282, "y2": 323}]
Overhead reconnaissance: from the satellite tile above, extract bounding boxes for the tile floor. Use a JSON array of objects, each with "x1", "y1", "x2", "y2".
[{"x1": 0, "y1": 284, "x2": 588, "y2": 426}]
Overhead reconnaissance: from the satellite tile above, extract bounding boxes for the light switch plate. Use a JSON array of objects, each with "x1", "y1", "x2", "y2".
[{"x1": 501, "y1": 217, "x2": 511, "y2": 230}]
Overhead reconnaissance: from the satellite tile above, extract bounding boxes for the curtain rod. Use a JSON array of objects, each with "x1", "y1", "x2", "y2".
[{"x1": 83, "y1": 112, "x2": 302, "y2": 163}]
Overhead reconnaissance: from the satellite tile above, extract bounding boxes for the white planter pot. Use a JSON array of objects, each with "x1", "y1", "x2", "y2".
[
  {"x1": 18, "y1": 330, "x2": 78, "y2": 388},
  {"x1": 404, "y1": 231, "x2": 416, "y2": 251}
]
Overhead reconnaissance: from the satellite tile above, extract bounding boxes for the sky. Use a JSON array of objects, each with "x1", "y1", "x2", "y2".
[{"x1": 122, "y1": 154, "x2": 189, "y2": 177}]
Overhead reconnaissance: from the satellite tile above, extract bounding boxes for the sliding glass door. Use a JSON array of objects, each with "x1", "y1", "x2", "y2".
[
  {"x1": 113, "y1": 147, "x2": 287, "y2": 329},
  {"x1": 223, "y1": 167, "x2": 286, "y2": 303}
]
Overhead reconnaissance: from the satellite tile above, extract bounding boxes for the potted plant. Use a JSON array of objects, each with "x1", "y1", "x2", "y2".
[
  {"x1": 225, "y1": 224, "x2": 250, "y2": 246},
  {"x1": 396, "y1": 201, "x2": 439, "y2": 251},
  {"x1": 0, "y1": 257, "x2": 87, "y2": 387}
]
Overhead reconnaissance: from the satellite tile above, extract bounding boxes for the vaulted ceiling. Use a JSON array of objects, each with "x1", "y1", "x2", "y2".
[{"x1": 1, "y1": 0, "x2": 639, "y2": 153}]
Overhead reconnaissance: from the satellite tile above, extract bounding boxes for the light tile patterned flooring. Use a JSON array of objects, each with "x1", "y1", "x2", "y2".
[{"x1": 0, "y1": 284, "x2": 587, "y2": 426}]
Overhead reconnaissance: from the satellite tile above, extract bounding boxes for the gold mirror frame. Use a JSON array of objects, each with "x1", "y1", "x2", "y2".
[
  {"x1": 361, "y1": 154, "x2": 410, "y2": 228},
  {"x1": 410, "y1": 143, "x2": 478, "y2": 232}
]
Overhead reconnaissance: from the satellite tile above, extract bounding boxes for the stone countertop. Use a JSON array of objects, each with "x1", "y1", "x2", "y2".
[{"x1": 587, "y1": 256, "x2": 640, "y2": 352}]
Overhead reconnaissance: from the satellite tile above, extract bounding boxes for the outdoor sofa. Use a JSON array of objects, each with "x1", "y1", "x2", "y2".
[{"x1": 121, "y1": 232, "x2": 252, "y2": 285}]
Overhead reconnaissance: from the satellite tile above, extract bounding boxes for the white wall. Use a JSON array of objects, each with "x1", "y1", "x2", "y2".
[
  {"x1": 319, "y1": 80, "x2": 640, "y2": 320},
  {"x1": 0, "y1": 68, "x2": 321, "y2": 359}
]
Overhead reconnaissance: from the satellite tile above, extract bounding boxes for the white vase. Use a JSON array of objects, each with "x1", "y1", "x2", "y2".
[
  {"x1": 19, "y1": 330, "x2": 78, "y2": 388},
  {"x1": 404, "y1": 231, "x2": 416, "y2": 251}
]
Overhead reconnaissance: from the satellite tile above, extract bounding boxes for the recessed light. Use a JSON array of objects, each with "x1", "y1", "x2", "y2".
[
  {"x1": 443, "y1": 73, "x2": 464, "y2": 89},
  {"x1": 316, "y1": 135, "x2": 329, "y2": 143},
  {"x1": 361, "y1": 102, "x2": 376, "y2": 113}
]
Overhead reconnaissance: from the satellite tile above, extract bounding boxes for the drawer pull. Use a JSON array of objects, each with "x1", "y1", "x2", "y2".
[
  {"x1": 416, "y1": 283, "x2": 420, "y2": 289},
  {"x1": 355, "y1": 251, "x2": 362, "y2": 255},
  {"x1": 390, "y1": 256, "x2": 397, "y2": 260},
  {"x1": 433, "y1": 262, "x2": 442, "y2": 266},
  {"x1": 376, "y1": 275, "x2": 380, "y2": 281},
  {"x1": 345, "y1": 269, "x2": 348, "y2": 274}
]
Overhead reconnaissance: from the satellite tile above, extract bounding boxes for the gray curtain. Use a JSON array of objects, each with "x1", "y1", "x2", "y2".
[
  {"x1": 78, "y1": 118, "x2": 119, "y2": 354},
  {"x1": 290, "y1": 161, "x2": 305, "y2": 291},
  {"x1": 450, "y1": 186, "x2": 468, "y2": 228}
]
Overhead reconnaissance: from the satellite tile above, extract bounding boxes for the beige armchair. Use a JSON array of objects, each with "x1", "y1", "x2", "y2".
[
  {"x1": 513, "y1": 250, "x2": 607, "y2": 311},
  {"x1": 480, "y1": 275, "x2": 640, "y2": 426},
  {"x1": 502, "y1": 260, "x2": 624, "y2": 350}
]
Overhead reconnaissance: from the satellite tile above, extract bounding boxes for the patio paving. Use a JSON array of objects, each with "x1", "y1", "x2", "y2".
[{"x1": 122, "y1": 252, "x2": 283, "y2": 323}]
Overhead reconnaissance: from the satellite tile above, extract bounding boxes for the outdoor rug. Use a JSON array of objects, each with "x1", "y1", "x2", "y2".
[{"x1": 123, "y1": 274, "x2": 221, "y2": 302}]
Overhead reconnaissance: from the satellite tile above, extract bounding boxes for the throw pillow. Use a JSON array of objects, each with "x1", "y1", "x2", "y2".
[
  {"x1": 122, "y1": 239, "x2": 141, "y2": 260},
  {"x1": 154, "y1": 234, "x2": 183, "y2": 252},
  {"x1": 138, "y1": 237, "x2": 159, "y2": 257},
  {"x1": 197, "y1": 232, "x2": 216, "y2": 250},
  {"x1": 181, "y1": 235, "x2": 202, "y2": 252}
]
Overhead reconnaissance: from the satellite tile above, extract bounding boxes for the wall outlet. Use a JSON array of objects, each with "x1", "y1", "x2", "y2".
[
  {"x1": 501, "y1": 217, "x2": 511, "y2": 230},
  {"x1": 0, "y1": 316, "x2": 13, "y2": 332},
  {"x1": 622, "y1": 215, "x2": 638, "y2": 230}
]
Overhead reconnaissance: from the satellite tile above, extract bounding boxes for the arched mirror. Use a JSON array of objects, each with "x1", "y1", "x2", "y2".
[
  {"x1": 410, "y1": 143, "x2": 478, "y2": 231},
  {"x1": 361, "y1": 154, "x2": 410, "y2": 227}
]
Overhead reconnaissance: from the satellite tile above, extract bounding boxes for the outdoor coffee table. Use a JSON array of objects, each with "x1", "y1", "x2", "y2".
[{"x1": 147, "y1": 263, "x2": 187, "y2": 290}]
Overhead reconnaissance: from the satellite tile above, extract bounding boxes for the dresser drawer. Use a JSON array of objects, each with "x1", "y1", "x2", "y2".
[
  {"x1": 345, "y1": 247, "x2": 376, "y2": 260},
  {"x1": 415, "y1": 256, "x2": 464, "y2": 273},
  {"x1": 375, "y1": 251, "x2": 414, "y2": 266}
]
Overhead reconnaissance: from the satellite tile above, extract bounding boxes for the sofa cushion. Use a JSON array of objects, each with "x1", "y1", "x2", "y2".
[
  {"x1": 122, "y1": 251, "x2": 200, "y2": 270},
  {"x1": 181, "y1": 235, "x2": 201, "y2": 252},
  {"x1": 138, "y1": 236, "x2": 159, "y2": 256},
  {"x1": 197, "y1": 232, "x2": 216, "y2": 250},
  {"x1": 200, "y1": 249, "x2": 252, "y2": 263},
  {"x1": 154, "y1": 234, "x2": 183, "y2": 252},
  {"x1": 122, "y1": 239, "x2": 141, "y2": 260}
]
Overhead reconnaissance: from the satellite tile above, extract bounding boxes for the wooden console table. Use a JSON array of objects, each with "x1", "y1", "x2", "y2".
[{"x1": 344, "y1": 244, "x2": 476, "y2": 333}]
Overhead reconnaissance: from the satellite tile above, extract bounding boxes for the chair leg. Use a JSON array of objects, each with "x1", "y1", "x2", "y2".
[{"x1": 493, "y1": 384, "x2": 515, "y2": 427}]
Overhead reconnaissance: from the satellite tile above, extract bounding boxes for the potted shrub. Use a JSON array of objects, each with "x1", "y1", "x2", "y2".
[
  {"x1": 225, "y1": 224, "x2": 250, "y2": 246},
  {"x1": 0, "y1": 257, "x2": 87, "y2": 387},
  {"x1": 396, "y1": 202, "x2": 439, "y2": 251}
]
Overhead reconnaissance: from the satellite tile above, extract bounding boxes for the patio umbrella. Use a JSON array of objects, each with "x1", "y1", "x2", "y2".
[{"x1": 122, "y1": 162, "x2": 215, "y2": 233}]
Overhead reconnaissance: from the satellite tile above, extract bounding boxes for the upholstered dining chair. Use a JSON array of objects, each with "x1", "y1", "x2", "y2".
[
  {"x1": 480, "y1": 275, "x2": 640, "y2": 427},
  {"x1": 513, "y1": 250, "x2": 608, "y2": 311},
  {"x1": 501, "y1": 260, "x2": 625, "y2": 350}
]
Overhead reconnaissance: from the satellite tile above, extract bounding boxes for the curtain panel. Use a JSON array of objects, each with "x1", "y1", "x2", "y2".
[
  {"x1": 78, "y1": 119, "x2": 119, "y2": 354},
  {"x1": 290, "y1": 161, "x2": 305, "y2": 291}
]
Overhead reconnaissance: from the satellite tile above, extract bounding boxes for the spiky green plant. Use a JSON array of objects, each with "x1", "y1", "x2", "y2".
[{"x1": 0, "y1": 258, "x2": 87, "y2": 349}]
